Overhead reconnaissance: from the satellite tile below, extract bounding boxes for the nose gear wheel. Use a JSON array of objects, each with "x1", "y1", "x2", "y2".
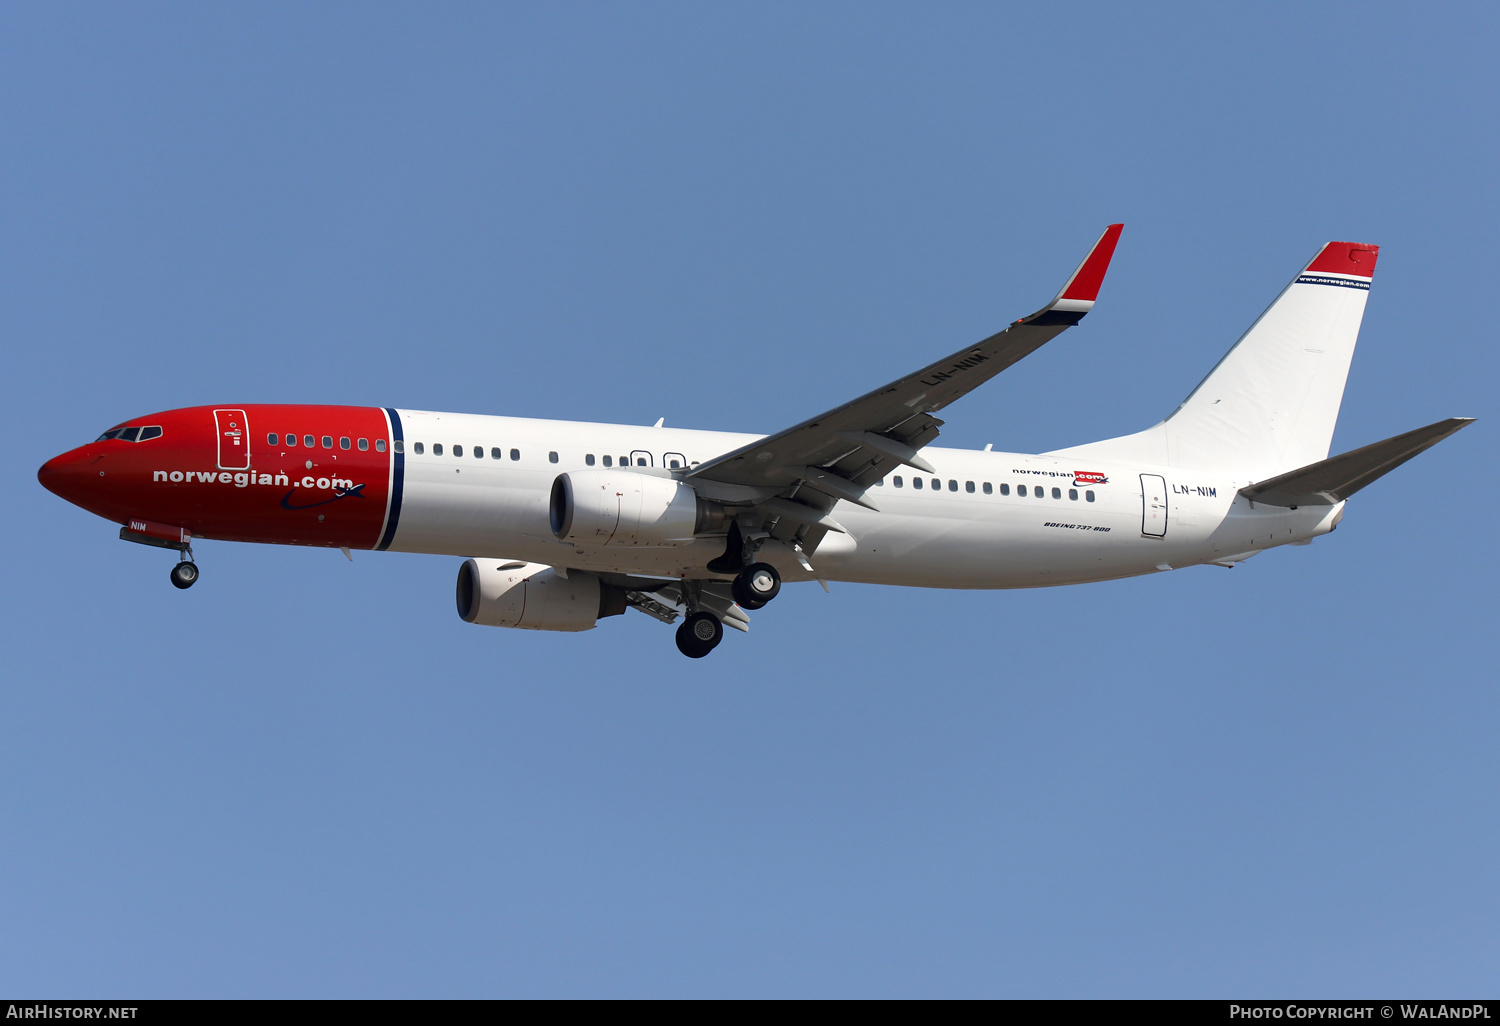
[{"x1": 170, "y1": 561, "x2": 199, "y2": 589}]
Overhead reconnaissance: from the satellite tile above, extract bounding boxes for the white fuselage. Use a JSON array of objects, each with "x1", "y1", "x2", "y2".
[{"x1": 386, "y1": 410, "x2": 1343, "y2": 588}]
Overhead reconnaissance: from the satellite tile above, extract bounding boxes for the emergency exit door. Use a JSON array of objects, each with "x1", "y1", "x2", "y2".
[
  {"x1": 1140, "y1": 473, "x2": 1167, "y2": 538},
  {"x1": 215, "y1": 409, "x2": 250, "y2": 470}
]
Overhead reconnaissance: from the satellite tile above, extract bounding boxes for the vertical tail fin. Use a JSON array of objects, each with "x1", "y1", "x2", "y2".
[{"x1": 1051, "y1": 241, "x2": 1379, "y2": 478}]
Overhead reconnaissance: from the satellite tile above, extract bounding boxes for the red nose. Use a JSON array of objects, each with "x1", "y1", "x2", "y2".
[{"x1": 38, "y1": 448, "x2": 102, "y2": 509}]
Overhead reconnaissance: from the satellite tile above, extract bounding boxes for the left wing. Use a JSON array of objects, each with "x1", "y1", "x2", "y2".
[{"x1": 687, "y1": 225, "x2": 1123, "y2": 530}]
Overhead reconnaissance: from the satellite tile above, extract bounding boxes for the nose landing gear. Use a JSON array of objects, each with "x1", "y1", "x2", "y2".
[
  {"x1": 119, "y1": 521, "x2": 199, "y2": 590},
  {"x1": 169, "y1": 556, "x2": 199, "y2": 590}
]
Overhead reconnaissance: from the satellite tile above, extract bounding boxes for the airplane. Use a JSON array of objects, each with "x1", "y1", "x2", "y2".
[{"x1": 37, "y1": 226, "x2": 1473, "y2": 658}]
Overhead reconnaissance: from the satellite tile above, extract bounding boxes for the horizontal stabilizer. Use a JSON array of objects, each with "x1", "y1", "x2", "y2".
[{"x1": 1239, "y1": 417, "x2": 1474, "y2": 507}]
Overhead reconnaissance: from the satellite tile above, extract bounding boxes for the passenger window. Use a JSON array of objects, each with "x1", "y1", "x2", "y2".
[
  {"x1": 931, "y1": 478, "x2": 941, "y2": 490},
  {"x1": 376, "y1": 440, "x2": 387, "y2": 452},
  {"x1": 358, "y1": 438, "x2": 369, "y2": 451},
  {"x1": 665, "y1": 452, "x2": 685, "y2": 469},
  {"x1": 510, "y1": 449, "x2": 520, "y2": 461},
  {"x1": 1018, "y1": 485, "x2": 1027, "y2": 497},
  {"x1": 321, "y1": 436, "x2": 333, "y2": 449},
  {"x1": 893, "y1": 476, "x2": 903, "y2": 487},
  {"x1": 619, "y1": 456, "x2": 629, "y2": 467},
  {"x1": 1086, "y1": 490, "x2": 1095, "y2": 502},
  {"x1": 983, "y1": 482, "x2": 992, "y2": 494},
  {"x1": 586, "y1": 454, "x2": 596, "y2": 466},
  {"x1": 267, "y1": 433, "x2": 279, "y2": 446},
  {"x1": 549, "y1": 451, "x2": 559, "y2": 464},
  {"x1": 304, "y1": 435, "x2": 315, "y2": 447},
  {"x1": 948, "y1": 480, "x2": 958, "y2": 492},
  {"x1": 491, "y1": 447, "x2": 502, "y2": 460},
  {"x1": 433, "y1": 443, "x2": 444, "y2": 456},
  {"x1": 913, "y1": 478, "x2": 923, "y2": 490},
  {"x1": 603, "y1": 455, "x2": 612, "y2": 467},
  {"x1": 414, "y1": 442, "x2": 425, "y2": 455},
  {"x1": 119, "y1": 426, "x2": 141, "y2": 442},
  {"x1": 1069, "y1": 488, "x2": 1078, "y2": 500},
  {"x1": 285, "y1": 433, "x2": 297, "y2": 447},
  {"x1": 474, "y1": 446, "x2": 483, "y2": 458},
  {"x1": 340, "y1": 437, "x2": 351, "y2": 450},
  {"x1": 453, "y1": 445, "x2": 463, "y2": 457},
  {"x1": 667, "y1": 458, "x2": 680, "y2": 469},
  {"x1": 965, "y1": 481, "x2": 975, "y2": 493},
  {"x1": 1052, "y1": 487, "x2": 1061, "y2": 499},
  {"x1": 1036, "y1": 487, "x2": 1046, "y2": 499},
  {"x1": 1000, "y1": 483, "x2": 1010, "y2": 496}
]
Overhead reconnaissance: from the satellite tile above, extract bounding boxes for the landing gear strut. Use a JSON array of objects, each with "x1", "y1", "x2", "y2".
[
  {"x1": 675, "y1": 611, "x2": 723, "y2": 658},
  {"x1": 731, "y1": 562, "x2": 781, "y2": 610}
]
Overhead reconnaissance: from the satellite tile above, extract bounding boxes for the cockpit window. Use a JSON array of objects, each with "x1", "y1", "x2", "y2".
[{"x1": 96, "y1": 425, "x2": 164, "y2": 442}]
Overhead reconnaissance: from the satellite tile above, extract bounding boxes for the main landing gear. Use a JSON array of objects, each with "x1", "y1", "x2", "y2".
[
  {"x1": 671, "y1": 525, "x2": 786, "y2": 658},
  {"x1": 675, "y1": 611, "x2": 724, "y2": 658},
  {"x1": 710, "y1": 522, "x2": 784, "y2": 611},
  {"x1": 731, "y1": 562, "x2": 781, "y2": 610}
]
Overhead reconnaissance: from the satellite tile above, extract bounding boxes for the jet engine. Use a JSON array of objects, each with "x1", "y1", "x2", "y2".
[
  {"x1": 549, "y1": 471, "x2": 724, "y2": 547},
  {"x1": 455, "y1": 559, "x2": 627, "y2": 632}
]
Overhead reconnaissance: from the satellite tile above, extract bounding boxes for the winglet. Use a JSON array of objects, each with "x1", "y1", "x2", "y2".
[{"x1": 1021, "y1": 223, "x2": 1123, "y2": 325}]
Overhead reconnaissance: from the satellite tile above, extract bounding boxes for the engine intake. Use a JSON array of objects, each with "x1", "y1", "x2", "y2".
[
  {"x1": 455, "y1": 559, "x2": 626, "y2": 632},
  {"x1": 550, "y1": 471, "x2": 722, "y2": 546}
]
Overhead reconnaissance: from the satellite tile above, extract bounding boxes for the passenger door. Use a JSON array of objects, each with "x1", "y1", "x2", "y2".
[
  {"x1": 1140, "y1": 473, "x2": 1167, "y2": 537},
  {"x1": 215, "y1": 409, "x2": 250, "y2": 470}
]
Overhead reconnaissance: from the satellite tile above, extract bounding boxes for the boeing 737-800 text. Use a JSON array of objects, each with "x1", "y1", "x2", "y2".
[{"x1": 38, "y1": 226, "x2": 1472, "y2": 657}]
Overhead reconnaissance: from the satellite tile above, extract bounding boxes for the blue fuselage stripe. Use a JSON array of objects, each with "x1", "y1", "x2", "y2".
[{"x1": 377, "y1": 408, "x2": 404, "y2": 551}]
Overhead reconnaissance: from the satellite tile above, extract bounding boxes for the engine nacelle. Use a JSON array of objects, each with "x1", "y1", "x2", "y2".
[
  {"x1": 455, "y1": 559, "x2": 626, "y2": 632},
  {"x1": 549, "y1": 471, "x2": 722, "y2": 547}
]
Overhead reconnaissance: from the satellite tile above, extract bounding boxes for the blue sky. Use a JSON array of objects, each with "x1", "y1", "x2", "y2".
[{"x1": 2, "y1": 2, "x2": 1495, "y2": 997}]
